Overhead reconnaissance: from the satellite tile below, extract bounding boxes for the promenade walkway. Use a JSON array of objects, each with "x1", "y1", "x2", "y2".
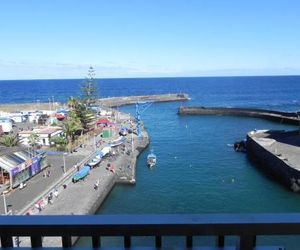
[
  {"x1": 0, "y1": 111, "x2": 134, "y2": 215},
  {"x1": 0, "y1": 139, "x2": 98, "y2": 215}
]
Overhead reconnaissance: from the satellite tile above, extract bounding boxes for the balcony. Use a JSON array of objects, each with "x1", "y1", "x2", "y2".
[{"x1": 0, "y1": 214, "x2": 298, "y2": 250}]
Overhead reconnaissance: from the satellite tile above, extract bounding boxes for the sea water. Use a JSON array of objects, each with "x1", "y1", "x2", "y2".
[{"x1": 1, "y1": 76, "x2": 300, "y2": 248}]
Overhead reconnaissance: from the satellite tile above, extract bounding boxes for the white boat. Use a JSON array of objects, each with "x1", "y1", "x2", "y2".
[{"x1": 147, "y1": 150, "x2": 156, "y2": 168}]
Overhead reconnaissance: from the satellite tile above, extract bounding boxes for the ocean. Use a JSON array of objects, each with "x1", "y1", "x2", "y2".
[{"x1": 1, "y1": 76, "x2": 300, "y2": 248}]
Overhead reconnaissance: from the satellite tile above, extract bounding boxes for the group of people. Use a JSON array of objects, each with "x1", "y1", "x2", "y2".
[{"x1": 43, "y1": 169, "x2": 51, "y2": 178}]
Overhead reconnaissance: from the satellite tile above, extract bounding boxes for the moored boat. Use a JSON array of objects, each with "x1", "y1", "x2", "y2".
[{"x1": 147, "y1": 150, "x2": 156, "y2": 168}]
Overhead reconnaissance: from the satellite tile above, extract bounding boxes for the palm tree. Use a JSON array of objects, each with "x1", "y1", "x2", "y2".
[
  {"x1": 62, "y1": 116, "x2": 83, "y2": 152},
  {"x1": 67, "y1": 96, "x2": 78, "y2": 110},
  {"x1": 0, "y1": 134, "x2": 19, "y2": 147}
]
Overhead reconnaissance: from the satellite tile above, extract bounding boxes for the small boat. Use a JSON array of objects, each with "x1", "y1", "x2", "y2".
[
  {"x1": 147, "y1": 150, "x2": 157, "y2": 168},
  {"x1": 109, "y1": 136, "x2": 126, "y2": 147},
  {"x1": 72, "y1": 165, "x2": 90, "y2": 183},
  {"x1": 87, "y1": 158, "x2": 101, "y2": 168}
]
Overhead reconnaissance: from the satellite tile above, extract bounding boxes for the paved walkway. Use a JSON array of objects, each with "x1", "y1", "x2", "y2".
[
  {"x1": 0, "y1": 120, "x2": 122, "y2": 215},
  {"x1": 0, "y1": 143, "x2": 96, "y2": 215}
]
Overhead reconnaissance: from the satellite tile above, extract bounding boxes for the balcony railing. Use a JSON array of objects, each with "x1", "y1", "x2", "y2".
[{"x1": 0, "y1": 214, "x2": 298, "y2": 250}]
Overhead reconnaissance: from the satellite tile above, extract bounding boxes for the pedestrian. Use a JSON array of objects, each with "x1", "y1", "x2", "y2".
[{"x1": 53, "y1": 188, "x2": 59, "y2": 198}]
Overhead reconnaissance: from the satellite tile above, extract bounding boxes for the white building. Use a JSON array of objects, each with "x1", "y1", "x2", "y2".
[
  {"x1": 0, "y1": 117, "x2": 13, "y2": 133},
  {"x1": 9, "y1": 113, "x2": 27, "y2": 123},
  {"x1": 18, "y1": 126, "x2": 63, "y2": 146}
]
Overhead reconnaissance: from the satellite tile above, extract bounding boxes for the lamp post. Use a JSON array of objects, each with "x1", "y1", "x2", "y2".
[
  {"x1": 63, "y1": 153, "x2": 67, "y2": 174},
  {"x1": 297, "y1": 111, "x2": 300, "y2": 135},
  {"x1": 48, "y1": 98, "x2": 51, "y2": 111},
  {"x1": 2, "y1": 192, "x2": 7, "y2": 215},
  {"x1": 94, "y1": 133, "x2": 97, "y2": 150}
]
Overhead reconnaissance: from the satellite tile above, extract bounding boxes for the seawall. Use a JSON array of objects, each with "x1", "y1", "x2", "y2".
[
  {"x1": 98, "y1": 93, "x2": 189, "y2": 107},
  {"x1": 178, "y1": 106, "x2": 299, "y2": 125},
  {"x1": 247, "y1": 129, "x2": 300, "y2": 192},
  {"x1": 0, "y1": 94, "x2": 189, "y2": 112}
]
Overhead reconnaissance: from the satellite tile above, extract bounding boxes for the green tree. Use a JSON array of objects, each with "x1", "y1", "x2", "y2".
[
  {"x1": 81, "y1": 66, "x2": 98, "y2": 107},
  {"x1": 67, "y1": 96, "x2": 78, "y2": 110},
  {"x1": 28, "y1": 133, "x2": 40, "y2": 148},
  {"x1": 71, "y1": 102, "x2": 95, "y2": 131},
  {"x1": 49, "y1": 135, "x2": 67, "y2": 151},
  {"x1": 62, "y1": 116, "x2": 83, "y2": 152},
  {"x1": 0, "y1": 134, "x2": 19, "y2": 147}
]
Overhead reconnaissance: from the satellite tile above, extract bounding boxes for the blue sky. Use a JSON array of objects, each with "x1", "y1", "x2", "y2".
[{"x1": 0, "y1": 0, "x2": 299, "y2": 79}]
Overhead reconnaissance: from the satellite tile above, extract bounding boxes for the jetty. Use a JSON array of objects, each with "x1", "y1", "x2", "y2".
[
  {"x1": 98, "y1": 93, "x2": 189, "y2": 107},
  {"x1": 178, "y1": 106, "x2": 299, "y2": 125},
  {"x1": 247, "y1": 129, "x2": 300, "y2": 192},
  {"x1": 0, "y1": 94, "x2": 189, "y2": 112}
]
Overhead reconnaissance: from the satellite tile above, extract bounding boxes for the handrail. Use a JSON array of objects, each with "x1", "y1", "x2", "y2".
[{"x1": 0, "y1": 214, "x2": 299, "y2": 249}]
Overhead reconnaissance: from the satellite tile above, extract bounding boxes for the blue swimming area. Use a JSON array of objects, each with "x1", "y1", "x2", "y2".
[{"x1": 1, "y1": 76, "x2": 300, "y2": 248}]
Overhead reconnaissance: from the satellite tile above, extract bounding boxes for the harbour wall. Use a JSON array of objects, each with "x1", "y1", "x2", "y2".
[
  {"x1": 98, "y1": 93, "x2": 189, "y2": 107},
  {"x1": 0, "y1": 94, "x2": 189, "y2": 112},
  {"x1": 178, "y1": 106, "x2": 299, "y2": 125},
  {"x1": 247, "y1": 132, "x2": 300, "y2": 192}
]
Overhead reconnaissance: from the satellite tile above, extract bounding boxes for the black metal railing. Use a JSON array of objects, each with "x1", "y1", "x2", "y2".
[{"x1": 1, "y1": 214, "x2": 299, "y2": 250}]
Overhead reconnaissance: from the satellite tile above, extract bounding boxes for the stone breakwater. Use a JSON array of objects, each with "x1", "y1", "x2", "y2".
[
  {"x1": 0, "y1": 94, "x2": 189, "y2": 112},
  {"x1": 98, "y1": 93, "x2": 189, "y2": 107},
  {"x1": 247, "y1": 129, "x2": 300, "y2": 192},
  {"x1": 178, "y1": 106, "x2": 299, "y2": 125}
]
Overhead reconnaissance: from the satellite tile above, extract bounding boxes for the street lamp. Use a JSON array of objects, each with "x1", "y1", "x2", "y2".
[
  {"x1": 2, "y1": 192, "x2": 7, "y2": 215},
  {"x1": 297, "y1": 111, "x2": 300, "y2": 135},
  {"x1": 63, "y1": 153, "x2": 67, "y2": 174},
  {"x1": 48, "y1": 98, "x2": 52, "y2": 111}
]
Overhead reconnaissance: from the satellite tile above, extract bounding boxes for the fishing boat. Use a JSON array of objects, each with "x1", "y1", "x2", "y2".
[
  {"x1": 147, "y1": 150, "x2": 157, "y2": 168},
  {"x1": 87, "y1": 158, "x2": 101, "y2": 168},
  {"x1": 72, "y1": 165, "x2": 90, "y2": 183}
]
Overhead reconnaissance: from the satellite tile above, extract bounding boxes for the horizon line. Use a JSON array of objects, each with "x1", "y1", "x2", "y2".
[{"x1": 1, "y1": 74, "x2": 300, "y2": 81}]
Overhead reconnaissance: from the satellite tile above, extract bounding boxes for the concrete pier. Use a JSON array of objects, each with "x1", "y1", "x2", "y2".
[
  {"x1": 178, "y1": 106, "x2": 299, "y2": 125},
  {"x1": 0, "y1": 94, "x2": 189, "y2": 112},
  {"x1": 98, "y1": 93, "x2": 189, "y2": 107},
  {"x1": 247, "y1": 129, "x2": 300, "y2": 192}
]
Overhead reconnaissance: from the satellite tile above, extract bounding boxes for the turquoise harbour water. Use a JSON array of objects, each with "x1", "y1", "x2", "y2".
[{"x1": 1, "y1": 76, "x2": 300, "y2": 248}]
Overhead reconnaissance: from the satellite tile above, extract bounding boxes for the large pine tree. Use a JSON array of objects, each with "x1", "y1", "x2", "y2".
[{"x1": 81, "y1": 66, "x2": 98, "y2": 107}]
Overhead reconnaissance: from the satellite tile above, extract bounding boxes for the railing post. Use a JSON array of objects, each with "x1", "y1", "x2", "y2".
[
  {"x1": 186, "y1": 235, "x2": 193, "y2": 248},
  {"x1": 217, "y1": 235, "x2": 225, "y2": 247},
  {"x1": 92, "y1": 236, "x2": 101, "y2": 248},
  {"x1": 238, "y1": 234, "x2": 256, "y2": 250},
  {"x1": 62, "y1": 236, "x2": 72, "y2": 248},
  {"x1": 155, "y1": 236, "x2": 162, "y2": 248},
  {"x1": 31, "y1": 236, "x2": 43, "y2": 248},
  {"x1": 124, "y1": 236, "x2": 131, "y2": 248},
  {"x1": 1, "y1": 236, "x2": 13, "y2": 248}
]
